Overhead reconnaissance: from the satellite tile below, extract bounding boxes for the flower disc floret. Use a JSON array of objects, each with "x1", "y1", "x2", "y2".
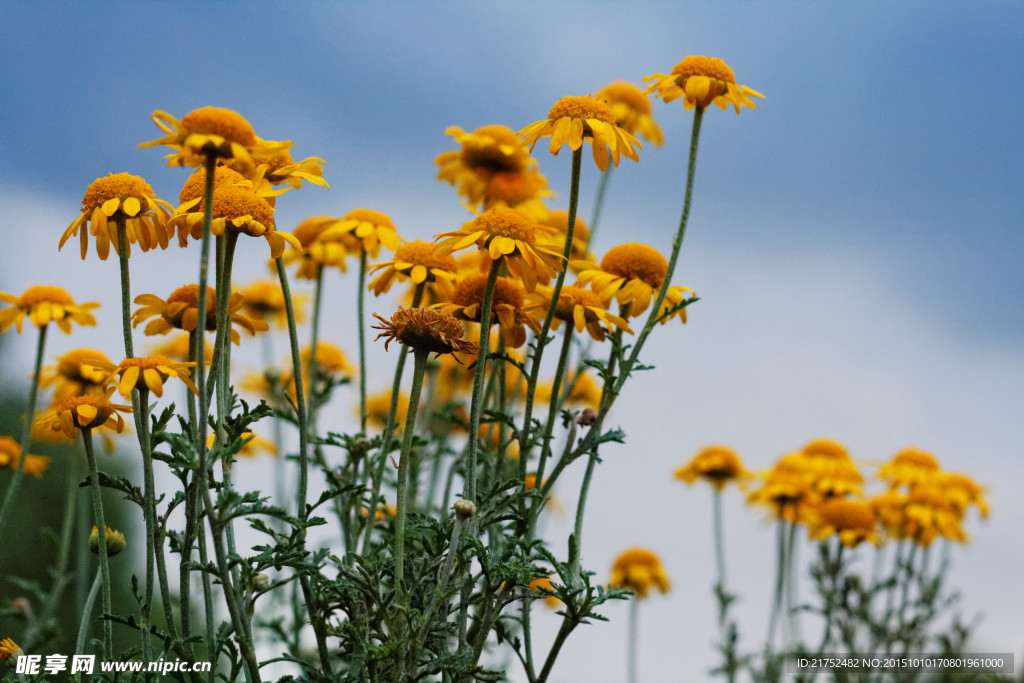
[
  {"x1": 0, "y1": 285, "x2": 99, "y2": 334},
  {"x1": 601, "y1": 243, "x2": 667, "y2": 288},
  {"x1": 519, "y1": 94, "x2": 642, "y2": 172},
  {"x1": 181, "y1": 107, "x2": 257, "y2": 147},
  {"x1": 574, "y1": 243, "x2": 694, "y2": 322},
  {"x1": 644, "y1": 55, "x2": 764, "y2": 113},
  {"x1": 373, "y1": 307, "x2": 479, "y2": 357},
  {"x1": 810, "y1": 498, "x2": 879, "y2": 547},
  {"x1": 435, "y1": 274, "x2": 541, "y2": 348}
]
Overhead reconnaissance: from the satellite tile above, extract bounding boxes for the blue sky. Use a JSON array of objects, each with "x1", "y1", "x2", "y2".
[{"x1": 1, "y1": 1, "x2": 1022, "y2": 680}]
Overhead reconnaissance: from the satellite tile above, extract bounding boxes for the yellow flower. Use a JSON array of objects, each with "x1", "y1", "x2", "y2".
[
  {"x1": 373, "y1": 308, "x2": 480, "y2": 358},
  {"x1": 41, "y1": 348, "x2": 112, "y2": 401},
  {"x1": 537, "y1": 210, "x2": 594, "y2": 268},
  {"x1": 35, "y1": 388, "x2": 132, "y2": 441},
  {"x1": 148, "y1": 332, "x2": 213, "y2": 363},
  {"x1": 140, "y1": 106, "x2": 291, "y2": 176},
  {"x1": 132, "y1": 284, "x2": 269, "y2": 345},
  {"x1": 282, "y1": 215, "x2": 356, "y2": 278},
  {"x1": 609, "y1": 548, "x2": 670, "y2": 598},
  {"x1": 89, "y1": 525, "x2": 126, "y2": 556},
  {"x1": 206, "y1": 431, "x2": 277, "y2": 458},
  {"x1": 876, "y1": 447, "x2": 941, "y2": 489},
  {"x1": 528, "y1": 284, "x2": 633, "y2": 341},
  {"x1": 799, "y1": 438, "x2": 864, "y2": 498},
  {"x1": 368, "y1": 241, "x2": 458, "y2": 296},
  {"x1": 433, "y1": 274, "x2": 541, "y2": 349},
  {"x1": 534, "y1": 370, "x2": 603, "y2": 412},
  {"x1": 809, "y1": 498, "x2": 879, "y2": 548},
  {"x1": 0, "y1": 436, "x2": 50, "y2": 478},
  {"x1": 940, "y1": 472, "x2": 989, "y2": 520},
  {"x1": 436, "y1": 124, "x2": 551, "y2": 209},
  {"x1": 239, "y1": 280, "x2": 307, "y2": 330},
  {"x1": 366, "y1": 389, "x2": 409, "y2": 433},
  {"x1": 0, "y1": 637, "x2": 23, "y2": 660},
  {"x1": 169, "y1": 171, "x2": 301, "y2": 258},
  {"x1": 0, "y1": 285, "x2": 99, "y2": 334},
  {"x1": 86, "y1": 356, "x2": 199, "y2": 399},
  {"x1": 434, "y1": 206, "x2": 564, "y2": 292},
  {"x1": 747, "y1": 463, "x2": 820, "y2": 524},
  {"x1": 902, "y1": 486, "x2": 967, "y2": 546},
  {"x1": 241, "y1": 148, "x2": 329, "y2": 196},
  {"x1": 321, "y1": 208, "x2": 401, "y2": 259},
  {"x1": 595, "y1": 81, "x2": 664, "y2": 146},
  {"x1": 674, "y1": 445, "x2": 752, "y2": 491},
  {"x1": 519, "y1": 95, "x2": 642, "y2": 172},
  {"x1": 529, "y1": 576, "x2": 562, "y2": 608},
  {"x1": 275, "y1": 341, "x2": 357, "y2": 406},
  {"x1": 573, "y1": 243, "x2": 694, "y2": 322},
  {"x1": 644, "y1": 56, "x2": 764, "y2": 113},
  {"x1": 360, "y1": 503, "x2": 397, "y2": 522},
  {"x1": 60, "y1": 173, "x2": 174, "y2": 260}
]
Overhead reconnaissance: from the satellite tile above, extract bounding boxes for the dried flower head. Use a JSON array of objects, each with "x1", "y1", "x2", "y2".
[{"x1": 373, "y1": 308, "x2": 479, "y2": 357}]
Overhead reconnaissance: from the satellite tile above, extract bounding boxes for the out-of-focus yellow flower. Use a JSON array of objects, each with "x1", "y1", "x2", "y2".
[
  {"x1": 239, "y1": 280, "x2": 307, "y2": 330},
  {"x1": 60, "y1": 173, "x2": 174, "y2": 260},
  {"x1": 519, "y1": 95, "x2": 642, "y2": 172},
  {"x1": 132, "y1": 285, "x2": 269, "y2": 345},
  {"x1": 321, "y1": 208, "x2": 401, "y2": 259},
  {"x1": 0, "y1": 637, "x2": 23, "y2": 659},
  {"x1": 35, "y1": 388, "x2": 131, "y2": 441},
  {"x1": 609, "y1": 548, "x2": 670, "y2": 598},
  {"x1": 368, "y1": 241, "x2": 458, "y2": 297},
  {"x1": 41, "y1": 348, "x2": 111, "y2": 401},
  {"x1": 573, "y1": 243, "x2": 694, "y2": 322},
  {"x1": 434, "y1": 206, "x2": 564, "y2": 292},
  {"x1": 902, "y1": 486, "x2": 967, "y2": 546},
  {"x1": 537, "y1": 210, "x2": 593, "y2": 268},
  {"x1": 596, "y1": 81, "x2": 664, "y2": 146},
  {"x1": 0, "y1": 436, "x2": 50, "y2": 477},
  {"x1": 799, "y1": 438, "x2": 864, "y2": 498},
  {"x1": 535, "y1": 370, "x2": 604, "y2": 412},
  {"x1": 206, "y1": 431, "x2": 277, "y2": 458},
  {"x1": 748, "y1": 464, "x2": 820, "y2": 524},
  {"x1": 528, "y1": 284, "x2": 632, "y2": 341},
  {"x1": 876, "y1": 447, "x2": 941, "y2": 489},
  {"x1": 360, "y1": 503, "x2": 397, "y2": 522},
  {"x1": 86, "y1": 356, "x2": 198, "y2": 399},
  {"x1": 90, "y1": 525, "x2": 126, "y2": 556},
  {"x1": 148, "y1": 332, "x2": 213, "y2": 363},
  {"x1": 644, "y1": 56, "x2": 764, "y2": 113},
  {"x1": 140, "y1": 106, "x2": 291, "y2": 177},
  {"x1": 241, "y1": 148, "x2": 329, "y2": 197},
  {"x1": 529, "y1": 576, "x2": 562, "y2": 607},
  {"x1": 433, "y1": 274, "x2": 541, "y2": 349},
  {"x1": 366, "y1": 389, "x2": 408, "y2": 433},
  {"x1": 809, "y1": 498, "x2": 879, "y2": 548},
  {"x1": 674, "y1": 445, "x2": 752, "y2": 491},
  {"x1": 281, "y1": 215, "x2": 355, "y2": 278},
  {"x1": 940, "y1": 472, "x2": 989, "y2": 520},
  {"x1": 373, "y1": 308, "x2": 480, "y2": 358},
  {"x1": 0, "y1": 286, "x2": 99, "y2": 335}
]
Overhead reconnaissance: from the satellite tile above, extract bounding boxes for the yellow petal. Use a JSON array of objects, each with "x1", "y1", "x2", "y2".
[
  {"x1": 410, "y1": 265, "x2": 427, "y2": 284},
  {"x1": 123, "y1": 197, "x2": 141, "y2": 217},
  {"x1": 120, "y1": 366, "x2": 140, "y2": 396},
  {"x1": 143, "y1": 369, "x2": 164, "y2": 396},
  {"x1": 102, "y1": 198, "x2": 121, "y2": 217}
]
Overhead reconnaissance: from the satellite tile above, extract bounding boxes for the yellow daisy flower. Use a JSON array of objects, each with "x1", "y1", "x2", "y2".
[
  {"x1": 321, "y1": 208, "x2": 402, "y2": 259},
  {"x1": 537, "y1": 209, "x2": 594, "y2": 268},
  {"x1": 206, "y1": 431, "x2": 277, "y2": 458},
  {"x1": 902, "y1": 486, "x2": 967, "y2": 546},
  {"x1": 282, "y1": 215, "x2": 356, "y2": 278},
  {"x1": 747, "y1": 463, "x2": 820, "y2": 524},
  {"x1": 373, "y1": 308, "x2": 480, "y2": 358},
  {"x1": 528, "y1": 284, "x2": 633, "y2": 341},
  {"x1": 239, "y1": 280, "x2": 308, "y2": 330},
  {"x1": 148, "y1": 332, "x2": 213, "y2": 363},
  {"x1": 809, "y1": 498, "x2": 880, "y2": 548},
  {"x1": 368, "y1": 241, "x2": 458, "y2": 297},
  {"x1": 433, "y1": 274, "x2": 541, "y2": 349},
  {"x1": 940, "y1": 472, "x2": 989, "y2": 520},
  {"x1": 644, "y1": 56, "x2": 764, "y2": 113},
  {"x1": 609, "y1": 548, "x2": 670, "y2": 598},
  {"x1": 89, "y1": 525, "x2": 126, "y2": 556},
  {"x1": 240, "y1": 147, "x2": 329, "y2": 198},
  {"x1": 0, "y1": 637, "x2": 23, "y2": 660},
  {"x1": 0, "y1": 285, "x2": 99, "y2": 334},
  {"x1": 86, "y1": 355, "x2": 199, "y2": 399},
  {"x1": 876, "y1": 447, "x2": 941, "y2": 489},
  {"x1": 519, "y1": 94, "x2": 642, "y2": 172},
  {"x1": 434, "y1": 206, "x2": 564, "y2": 292},
  {"x1": 595, "y1": 81, "x2": 664, "y2": 146},
  {"x1": 132, "y1": 284, "x2": 269, "y2": 345},
  {"x1": 573, "y1": 243, "x2": 694, "y2": 322},
  {"x1": 60, "y1": 173, "x2": 174, "y2": 260},
  {"x1": 35, "y1": 388, "x2": 132, "y2": 441},
  {"x1": 0, "y1": 436, "x2": 50, "y2": 478},
  {"x1": 674, "y1": 445, "x2": 752, "y2": 491},
  {"x1": 799, "y1": 438, "x2": 864, "y2": 498},
  {"x1": 366, "y1": 389, "x2": 409, "y2": 433},
  {"x1": 140, "y1": 106, "x2": 291, "y2": 176},
  {"x1": 41, "y1": 348, "x2": 112, "y2": 401}
]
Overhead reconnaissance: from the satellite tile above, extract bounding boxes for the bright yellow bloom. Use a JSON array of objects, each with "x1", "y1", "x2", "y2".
[
  {"x1": 519, "y1": 95, "x2": 642, "y2": 172},
  {"x1": 241, "y1": 147, "x2": 329, "y2": 197},
  {"x1": 644, "y1": 56, "x2": 764, "y2": 113},
  {"x1": 747, "y1": 463, "x2": 820, "y2": 524},
  {"x1": 0, "y1": 436, "x2": 50, "y2": 477},
  {"x1": 537, "y1": 210, "x2": 594, "y2": 268},
  {"x1": 573, "y1": 243, "x2": 694, "y2": 322},
  {"x1": 282, "y1": 215, "x2": 356, "y2": 278},
  {"x1": 436, "y1": 124, "x2": 551, "y2": 210},
  {"x1": 0, "y1": 637, "x2": 23, "y2": 660},
  {"x1": 35, "y1": 388, "x2": 132, "y2": 441},
  {"x1": 304, "y1": 341, "x2": 356, "y2": 378},
  {"x1": 876, "y1": 447, "x2": 941, "y2": 489},
  {"x1": 90, "y1": 525, "x2": 126, "y2": 556},
  {"x1": 674, "y1": 445, "x2": 752, "y2": 491},
  {"x1": 528, "y1": 284, "x2": 632, "y2": 341},
  {"x1": 809, "y1": 498, "x2": 879, "y2": 548},
  {"x1": 433, "y1": 274, "x2": 541, "y2": 349},
  {"x1": 366, "y1": 389, "x2": 409, "y2": 433},
  {"x1": 799, "y1": 438, "x2": 864, "y2": 498},
  {"x1": 535, "y1": 370, "x2": 604, "y2": 411},
  {"x1": 373, "y1": 308, "x2": 480, "y2": 357},
  {"x1": 940, "y1": 472, "x2": 989, "y2": 519},
  {"x1": 41, "y1": 348, "x2": 112, "y2": 401},
  {"x1": 0, "y1": 285, "x2": 99, "y2": 334},
  {"x1": 60, "y1": 173, "x2": 174, "y2": 260},
  {"x1": 321, "y1": 208, "x2": 401, "y2": 259},
  {"x1": 147, "y1": 332, "x2": 213, "y2": 363},
  {"x1": 86, "y1": 356, "x2": 198, "y2": 399},
  {"x1": 529, "y1": 576, "x2": 561, "y2": 608},
  {"x1": 239, "y1": 280, "x2": 307, "y2": 330},
  {"x1": 140, "y1": 106, "x2": 291, "y2": 176},
  {"x1": 609, "y1": 548, "x2": 670, "y2": 598},
  {"x1": 434, "y1": 206, "x2": 564, "y2": 292},
  {"x1": 596, "y1": 81, "x2": 664, "y2": 146},
  {"x1": 132, "y1": 285, "x2": 269, "y2": 345},
  {"x1": 902, "y1": 486, "x2": 967, "y2": 546},
  {"x1": 206, "y1": 431, "x2": 277, "y2": 458},
  {"x1": 368, "y1": 241, "x2": 458, "y2": 296}
]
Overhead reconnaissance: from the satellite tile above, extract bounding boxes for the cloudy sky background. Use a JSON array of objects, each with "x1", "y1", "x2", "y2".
[{"x1": 1, "y1": 2, "x2": 1022, "y2": 680}]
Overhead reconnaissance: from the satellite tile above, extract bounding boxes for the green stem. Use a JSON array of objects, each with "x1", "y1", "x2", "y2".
[
  {"x1": 587, "y1": 164, "x2": 613, "y2": 249},
  {"x1": 766, "y1": 518, "x2": 787, "y2": 652},
  {"x1": 75, "y1": 569, "x2": 102, "y2": 657},
  {"x1": 533, "y1": 324, "x2": 574, "y2": 487},
  {"x1": 137, "y1": 388, "x2": 156, "y2": 661},
  {"x1": 115, "y1": 215, "x2": 135, "y2": 358},
  {"x1": 0, "y1": 323, "x2": 47, "y2": 544},
  {"x1": 358, "y1": 249, "x2": 368, "y2": 433},
  {"x1": 568, "y1": 452, "x2": 598, "y2": 588},
  {"x1": 464, "y1": 260, "x2": 502, "y2": 505},
  {"x1": 627, "y1": 598, "x2": 640, "y2": 683},
  {"x1": 713, "y1": 489, "x2": 728, "y2": 589},
  {"x1": 82, "y1": 428, "x2": 112, "y2": 659}
]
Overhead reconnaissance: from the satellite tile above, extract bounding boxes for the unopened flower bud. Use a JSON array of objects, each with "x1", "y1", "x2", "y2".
[
  {"x1": 251, "y1": 573, "x2": 270, "y2": 592},
  {"x1": 577, "y1": 408, "x2": 597, "y2": 427},
  {"x1": 89, "y1": 526, "x2": 126, "y2": 556},
  {"x1": 454, "y1": 498, "x2": 476, "y2": 519}
]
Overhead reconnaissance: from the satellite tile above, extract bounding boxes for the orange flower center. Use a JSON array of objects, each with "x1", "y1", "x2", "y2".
[
  {"x1": 818, "y1": 499, "x2": 875, "y2": 531},
  {"x1": 547, "y1": 95, "x2": 615, "y2": 125},
  {"x1": 19, "y1": 285, "x2": 75, "y2": 307},
  {"x1": 57, "y1": 349, "x2": 108, "y2": 382},
  {"x1": 179, "y1": 166, "x2": 247, "y2": 204},
  {"x1": 453, "y1": 275, "x2": 524, "y2": 312},
  {"x1": 597, "y1": 82, "x2": 652, "y2": 116},
  {"x1": 461, "y1": 125, "x2": 525, "y2": 173},
  {"x1": 695, "y1": 447, "x2": 744, "y2": 480},
  {"x1": 394, "y1": 241, "x2": 457, "y2": 272},
  {"x1": 343, "y1": 208, "x2": 395, "y2": 228},
  {"x1": 487, "y1": 170, "x2": 544, "y2": 204},
  {"x1": 246, "y1": 149, "x2": 295, "y2": 175},
  {"x1": 906, "y1": 486, "x2": 952, "y2": 510},
  {"x1": 553, "y1": 286, "x2": 604, "y2": 320},
  {"x1": 242, "y1": 283, "x2": 286, "y2": 312},
  {"x1": 58, "y1": 395, "x2": 114, "y2": 428},
  {"x1": 120, "y1": 356, "x2": 172, "y2": 371},
  {"x1": 180, "y1": 106, "x2": 257, "y2": 146},
  {"x1": 165, "y1": 285, "x2": 217, "y2": 328},
  {"x1": 81, "y1": 173, "x2": 155, "y2": 213},
  {"x1": 472, "y1": 207, "x2": 536, "y2": 243},
  {"x1": 599, "y1": 243, "x2": 668, "y2": 289},
  {"x1": 210, "y1": 185, "x2": 275, "y2": 228},
  {"x1": 671, "y1": 56, "x2": 736, "y2": 84}
]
